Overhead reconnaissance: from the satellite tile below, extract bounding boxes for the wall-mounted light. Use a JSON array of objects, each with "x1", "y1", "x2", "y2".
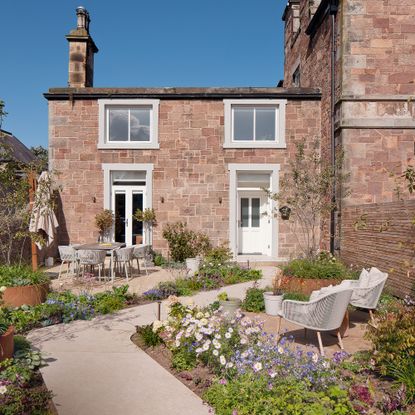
[
  {"x1": 219, "y1": 197, "x2": 222, "y2": 204},
  {"x1": 279, "y1": 206, "x2": 291, "y2": 220},
  {"x1": 160, "y1": 196, "x2": 164, "y2": 203},
  {"x1": 92, "y1": 196, "x2": 96, "y2": 203}
]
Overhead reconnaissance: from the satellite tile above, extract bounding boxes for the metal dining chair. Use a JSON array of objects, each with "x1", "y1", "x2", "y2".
[
  {"x1": 58, "y1": 245, "x2": 78, "y2": 278},
  {"x1": 132, "y1": 245, "x2": 150, "y2": 276},
  {"x1": 77, "y1": 250, "x2": 107, "y2": 281},
  {"x1": 114, "y1": 247, "x2": 134, "y2": 281}
]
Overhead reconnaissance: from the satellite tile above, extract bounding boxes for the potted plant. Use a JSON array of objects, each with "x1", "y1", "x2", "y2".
[
  {"x1": 263, "y1": 270, "x2": 284, "y2": 316},
  {"x1": 0, "y1": 265, "x2": 50, "y2": 307},
  {"x1": 0, "y1": 288, "x2": 14, "y2": 362},
  {"x1": 218, "y1": 292, "x2": 241, "y2": 318},
  {"x1": 95, "y1": 209, "x2": 114, "y2": 242},
  {"x1": 133, "y1": 208, "x2": 157, "y2": 246},
  {"x1": 185, "y1": 232, "x2": 211, "y2": 277}
]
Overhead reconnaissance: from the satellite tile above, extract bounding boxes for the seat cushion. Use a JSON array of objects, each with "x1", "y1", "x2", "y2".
[{"x1": 358, "y1": 268, "x2": 371, "y2": 288}]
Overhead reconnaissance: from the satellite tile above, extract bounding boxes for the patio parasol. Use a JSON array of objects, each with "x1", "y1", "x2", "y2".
[{"x1": 29, "y1": 171, "x2": 59, "y2": 249}]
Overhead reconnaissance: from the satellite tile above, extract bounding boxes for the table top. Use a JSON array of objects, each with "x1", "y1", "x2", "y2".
[{"x1": 73, "y1": 242, "x2": 126, "y2": 251}]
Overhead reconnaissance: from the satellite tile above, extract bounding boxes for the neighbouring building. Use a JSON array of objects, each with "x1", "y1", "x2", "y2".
[
  {"x1": 283, "y1": 0, "x2": 415, "y2": 296},
  {"x1": 48, "y1": 4, "x2": 415, "y2": 296},
  {"x1": 0, "y1": 129, "x2": 36, "y2": 165}
]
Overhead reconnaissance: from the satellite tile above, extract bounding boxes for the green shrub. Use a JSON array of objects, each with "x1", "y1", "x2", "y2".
[
  {"x1": 0, "y1": 265, "x2": 50, "y2": 287},
  {"x1": 242, "y1": 287, "x2": 265, "y2": 312},
  {"x1": 153, "y1": 252, "x2": 166, "y2": 266},
  {"x1": 172, "y1": 348, "x2": 197, "y2": 371},
  {"x1": 162, "y1": 222, "x2": 211, "y2": 262},
  {"x1": 365, "y1": 300, "x2": 415, "y2": 376},
  {"x1": 283, "y1": 255, "x2": 355, "y2": 280},
  {"x1": 386, "y1": 358, "x2": 415, "y2": 403},
  {"x1": 204, "y1": 375, "x2": 357, "y2": 415},
  {"x1": 137, "y1": 324, "x2": 164, "y2": 347}
]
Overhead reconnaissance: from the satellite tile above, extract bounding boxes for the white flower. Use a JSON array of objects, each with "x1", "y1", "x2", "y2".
[
  {"x1": 312, "y1": 353, "x2": 319, "y2": 363},
  {"x1": 200, "y1": 318, "x2": 208, "y2": 326},
  {"x1": 277, "y1": 346, "x2": 284, "y2": 354},
  {"x1": 240, "y1": 337, "x2": 247, "y2": 345},
  {"x1": 152, "y1": 320, "x2": 163, "y2": 332},
  {"x1": 253, "y1": 362, "x2": 262, "y2": 372},
  {"x1": 0, "y1": 286, "x2": 7, "y2": 293},
  {"x1": 204, "y1": 312, "x2": 210, "y2": 318},
  {"x1": 195, "y1": 333, "x2": 203, "y2": 342},
  {"x1": 213, "y1": 349, "x2": 219, "y2": 356},
  {"x1": 241, "y1": 351, "x2": 248, "y2": 358},
  {"x1": 175, "y1": 340, "x2": 180, "y2": 347},
  {"x1": 203, "y1": 340, "x2": 211, "y2": 351},
  {"x1": 196, "y1": 347, "x2": 203, "y2": 354},
  {"x1": 0, "y1": 385, "x2": 7, "y2": 394},
  {"x1": 220, "y1": 355, "x2": 226, "y2": 365},
  {"x1": 228, "y1": 327, "x2": 233, "y2": 333},
  {"x1": 196, "y1": 312, "x2": 204, "y2": 319},
  {"x1": 269, "y1": 370, "x2": 277, "y2": 378},
  {"x1": 323, "y1": 360, "x2": 330, "y2": 369},
  {"x1": 225, "y1": 332, "x2": 231, "y2": 339},
  {"x1": 226, "y1": 362, "x2": 234, "y2": 369},
  {"x1": 215, "y1": 334, "x2": 221, "y2": 340}
]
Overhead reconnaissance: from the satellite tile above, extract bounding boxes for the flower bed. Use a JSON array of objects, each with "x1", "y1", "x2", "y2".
[
  {"x1": 0, "y1": 337, "x2": 55, "y2": 414},
  {"x1": 133, "y1": 299, "x2": 415, "y2": 415}
]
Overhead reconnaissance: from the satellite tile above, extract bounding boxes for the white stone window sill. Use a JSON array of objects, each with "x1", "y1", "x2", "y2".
[
  {"x1": 223, "y1": 142, "x2": 287, "y2": 149},
  {"x1": 97, "y1": 143, "x2": 160, "y2": 150}
]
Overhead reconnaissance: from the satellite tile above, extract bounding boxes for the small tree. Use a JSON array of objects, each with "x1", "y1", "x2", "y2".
[
  {"x1": 267, "y1": 138, "x2": 348, "y2": 259},
  {"x1": 95, "y1": 209, "x2": 114, "y2": 241},
  {"x1": 133, "y1": 208, "x2": 157, "y2": 244}
]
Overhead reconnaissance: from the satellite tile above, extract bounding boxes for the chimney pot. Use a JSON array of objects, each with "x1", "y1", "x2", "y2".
[{"x1": 76, "y1": 6, "x2": 90, "y2": 31}]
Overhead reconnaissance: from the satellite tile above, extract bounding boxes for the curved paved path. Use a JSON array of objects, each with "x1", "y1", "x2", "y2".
[{"x1": 28, "y1": 268, "x2": 275, "y2": 415}]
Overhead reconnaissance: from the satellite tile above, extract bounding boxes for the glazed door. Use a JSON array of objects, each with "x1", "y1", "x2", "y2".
[{"x1": 112, "y1": 186, "x2": 145, "y2": 246}]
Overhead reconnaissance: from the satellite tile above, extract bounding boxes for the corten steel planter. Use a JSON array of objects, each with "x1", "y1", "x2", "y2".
[
  {"x1": 281, "y1": 277, "x2": 342, "y2": 295},
  {"x1": 0, "y1": 326, "x2": 14, "y2": 362},
  {"x1": 3, "y1": 283, "x2": 50, "y2": 307}
]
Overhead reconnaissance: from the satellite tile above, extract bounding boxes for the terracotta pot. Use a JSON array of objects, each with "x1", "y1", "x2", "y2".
[
  {"x1": 135, "y1": 235, "x2": 143, "y2": 245},
  {"x1": 0, "y1": 326, "x2": 14, "y2": 362},
  {"x1": 281, "y1": 276, "x2": 341, "y2": 295},
  {"x1": 3, "y1": 283, "x2": 49, "y2": 307}
]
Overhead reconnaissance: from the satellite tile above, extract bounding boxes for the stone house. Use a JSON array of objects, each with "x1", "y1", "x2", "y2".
[
  {"x1": 283, "y1": 0, "x2": 415, "y2": 295},
  {"x1": 47, "y1": 7, "x2": 321, "y2": 263},
  {"x1": 48, "y1": 4, "x2": 414, "y2": 295}
]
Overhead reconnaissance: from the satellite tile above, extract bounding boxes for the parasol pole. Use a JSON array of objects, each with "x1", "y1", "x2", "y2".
[{"x1": 28, "y1": 171, "x2": 38, "y2": 271}]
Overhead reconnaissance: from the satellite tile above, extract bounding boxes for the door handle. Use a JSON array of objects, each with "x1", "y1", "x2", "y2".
[{"x1": 125, "y1": 218, "x2": 128, "y2": 226}]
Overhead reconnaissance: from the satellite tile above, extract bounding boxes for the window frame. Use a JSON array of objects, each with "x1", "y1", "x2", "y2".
[
  {"x1": 98, "y1": 99, "x2": 160, "y2": 149},
  {"x1": 223, "y1": 99, "x2": 286, "y2": 149}
]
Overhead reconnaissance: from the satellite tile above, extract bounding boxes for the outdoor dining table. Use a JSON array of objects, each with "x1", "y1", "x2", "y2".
[{"x1": 73, "y1": 242, "x2": 126, "y2": 283}]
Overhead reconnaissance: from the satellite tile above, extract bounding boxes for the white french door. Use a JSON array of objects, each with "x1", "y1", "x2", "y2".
[
  {"x1": 112, "y1": 186, "x2": 146, "y2": 246},
  {"x1": 237, "y1": 191, "x2": 271, "y2": 255}
]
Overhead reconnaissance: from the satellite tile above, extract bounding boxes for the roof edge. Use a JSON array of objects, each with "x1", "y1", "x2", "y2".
[{"x1": 44, "y1": 87, "x2": 322, "y2": 101}]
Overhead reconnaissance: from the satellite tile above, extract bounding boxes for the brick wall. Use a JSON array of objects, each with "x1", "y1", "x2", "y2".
[
  {"x1": 341, "y1": 200, "x2": 415, "y2": 297},
  {"x1": 49, "y1": 98, "x2": 321, "y2": 258}
]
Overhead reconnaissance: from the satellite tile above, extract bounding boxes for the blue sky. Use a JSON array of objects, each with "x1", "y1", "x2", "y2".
[{"x1": 0, "y1": 1, "x2": 286, "y2": 148}]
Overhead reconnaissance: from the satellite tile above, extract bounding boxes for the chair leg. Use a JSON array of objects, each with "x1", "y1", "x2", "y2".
[
  {"x1": 304, "y1": 328, "x2": 307, "y2": 339},
  {"x1": 316, "y1": 331, "x2": 325, "y2": 356},
  {"x1": 125, "y1": 262, "x2": 129, "y2": 281},
  {"x1": 135, "y1": 258, "x2": 140, "y2": 276},
  {"x1": 337, "y1": 330, "x2": 344, "y2": 350},
  {"x1": 98, "y1": 264, "x2": 101, "y2": 282},
  {"x1": 369, "y1": 309, "x2": 375, "y2": 324},
  {"x1": 58, "y1": 261, "x2": 64, "y2": 279}
]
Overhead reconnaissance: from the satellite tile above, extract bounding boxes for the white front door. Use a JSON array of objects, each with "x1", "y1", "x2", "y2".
[
  {"x1": 237, "y1": 191, "x2": 270, "y2": 255},
  {"x1": 112, "y1": 186, "x2": 146, "y2": 246}
]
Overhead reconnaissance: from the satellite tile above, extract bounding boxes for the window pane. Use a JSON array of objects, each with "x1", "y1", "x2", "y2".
[
  {"x1": 241, "y1": 198, "x2": 249, "y2": 228},
  {"x1": 109, "y1": 109, "x2": 129, "y2": 141},
  {"x1": 256, "y1": 108, "x2": 275, "y2": 141},
  {"x1": 251, "y1": 198, "x2": 260, "y2": 227},
  {"x1": 114, "y1": 193, "x2": 126, "y2": 243},
  {"x1": 130, "y1": 108, "x2": 151, "y2": 142},
  {"x1": 132, "y1": 193, "x2": 144, "y2": 243},
  {"x1": 233, "y1": 108, "x2": 254, "y2": 141}
]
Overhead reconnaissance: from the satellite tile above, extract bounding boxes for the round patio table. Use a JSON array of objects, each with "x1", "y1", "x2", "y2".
[{"x1": 73, "y1": 242, "x2": 126, "y2": 283}]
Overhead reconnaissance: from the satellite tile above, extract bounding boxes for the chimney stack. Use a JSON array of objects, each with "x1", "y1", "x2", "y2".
[{"x1": 66, "y1": 6, "x2": 98, "y2": 88}]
